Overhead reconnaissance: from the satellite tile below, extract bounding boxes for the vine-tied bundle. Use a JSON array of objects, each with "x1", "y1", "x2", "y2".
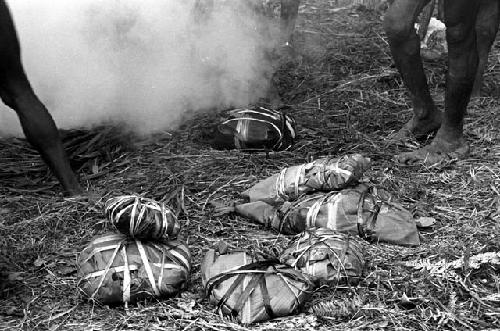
[
  {"x1": 210, "y1": 106, "x2": 297, "y2": 152},
  {"x1": 105, "y1": 195, "x2": 180, "y2": 242},
  {"x1": 201, "y1": 249, "x2": 313, "y2": 324},
  {"x1": 235, "y1": 183, "x2": 421, "y2": 246},
  {"x1": 77, "y1": 233, "x2": 191, "y2": 305},
  {"x1": 280, "y1": 228, "x2": 366, "y2": 285},
  {"x1": 241, "y1": 153, "x2": 371, "y2": 204}
]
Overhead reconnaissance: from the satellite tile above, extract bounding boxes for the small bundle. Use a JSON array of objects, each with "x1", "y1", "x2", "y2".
[
  {"x1": 77, "y1": 233, "x2": 191, "y2": 305},
  {"x1": 419, "y1": 17, "x2": 448, "y2": 61},
  {"x1": 105, "y1": 195, "x2": 180, "y2": 242},
  {"x1": 201, "y1": 249, "x2": 313, "y2": 324},
  {"x1": 280, "y1": 228, "x2": 366, "y2": 285},
  {"x1": 209, "y1": 106, "x2": 296, "y2": 152},
  {"x1": 236, "y1": 184, "x2": 420, "y2": 246},
  {"x1": 241, "y1": 154, "x2": 371, "y2": 204}
]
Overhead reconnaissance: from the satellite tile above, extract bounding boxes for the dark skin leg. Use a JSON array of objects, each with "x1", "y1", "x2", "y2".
[
  {"x1": 471, "y1": 0, "x2": 500, "y2": 98},
  {"x1": 384, "y1": 0, "x2": 442, "y2": 140},
  {"x1": 280, "y1": 0, "x2": 300, "y2": 46},
  {"x1": 274, "y1": 0, "x2": 300, "y2": 60},
  {"x1": 437, "y1": 0, "x2": 445, "y2": 22},
  {"x1": 0, "y1": 0, "x2": 82, "y2": 196},
  {"x1": 260, "y1": 0, "x2": 301, "y2": 106},
  {"x1": 397, "y1": 0, "x2": 480, "y2": 164}
]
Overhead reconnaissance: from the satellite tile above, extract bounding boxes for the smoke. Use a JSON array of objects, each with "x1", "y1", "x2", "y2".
[{"x1": 0, "y1": 0, "x2": 277, "y2": 136}]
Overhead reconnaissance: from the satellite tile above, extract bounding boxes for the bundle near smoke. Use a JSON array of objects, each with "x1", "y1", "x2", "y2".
[{"x1": 0, "y1": 0, "x2": 277, "y2": 136}]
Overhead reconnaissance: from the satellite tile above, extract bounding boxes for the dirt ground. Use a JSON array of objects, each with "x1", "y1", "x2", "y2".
[{"x1": 1, "y1": 1, "x2": 499, "y2": 330}]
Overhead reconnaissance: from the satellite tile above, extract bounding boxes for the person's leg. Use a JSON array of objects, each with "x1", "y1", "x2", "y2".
[
  {"x1": 280, "y1": 0, "x2": 300, "y2": 47},
  {"x1": 0, "y1": 0, "x2": 82, "y2": 195},
  {"x1": 384, "y1": 0, "x2": 442, "y2": 140},
  {"x1": 471, "y1": 0, "x2": 499, "y2": 98},
  {"x1": 396, "y1": 0, "x2": 481, "y2": 164}
]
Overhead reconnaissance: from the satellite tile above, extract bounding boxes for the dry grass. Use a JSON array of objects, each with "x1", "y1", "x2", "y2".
[{"x1": 1, "y1": 1, "x2": 499, "y2": 330}]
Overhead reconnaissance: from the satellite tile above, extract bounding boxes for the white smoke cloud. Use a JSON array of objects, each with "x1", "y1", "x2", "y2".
[{"x1": 0, "y1": 0, "x2": 277, "y2": 136}]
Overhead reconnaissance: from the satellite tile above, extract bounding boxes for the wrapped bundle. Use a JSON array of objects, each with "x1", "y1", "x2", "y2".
[
  {"x1": 105, "y1": 195, "x2": 180, "y2": 242},
  {"x1": 236, "y1": 184, "x2": 420, "y2": 246},
  {"x1": 201, "y1": 249, "x2": 313, "y2": 324},
  {"x1": 209, "y1": 106, "x2": 296, "y2": 152},
  {"x1": 280, "y1": 228, "x2": 366, "y2": 285},
  {"x1": 420, "y1": 18, "x2": 448, "y2": 61},
  {"x1": 241, "y1": 154, "x2": 371, "y2": 204},
  {"x1": 78, "y1": 233, "x2": 191, "y2": 305}
]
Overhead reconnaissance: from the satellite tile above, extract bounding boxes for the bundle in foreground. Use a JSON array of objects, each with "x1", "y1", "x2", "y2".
[
  {"x1": 105, "y1": 195, "x2": 180, "y2": 242},
  {"x1": 201, "y1": 249, "x2": 313, "y2": 324},
  {"x1": 241, "y1": 153, "x2": 371, "y2": 204},
  {"x1": 236, "y1": 184, "x2": 420, "y2": 246},
  {"x1": 280, "y1": 228, "x2": 366, "y2": 285},
  {"x1": 77, "y1": 233, "x2": 191, "y2": 305}
]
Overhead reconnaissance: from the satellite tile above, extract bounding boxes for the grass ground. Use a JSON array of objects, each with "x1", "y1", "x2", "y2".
[{"x1": 1, "y1": 1, "x2": 499, "y2": 330}]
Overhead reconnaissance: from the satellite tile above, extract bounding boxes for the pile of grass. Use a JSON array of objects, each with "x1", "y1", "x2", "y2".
[{"x1": 1, "y1": 1, "x2": 499, "y2": 330}]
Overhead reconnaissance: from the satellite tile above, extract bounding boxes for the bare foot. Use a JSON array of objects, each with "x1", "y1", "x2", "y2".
[
  {"x1": 388, "y1": 113, "x2": 442, "y2": 142},
  {"x1": 64, "y1": 189, "x2": 101, "y2": 204},
  {"x1": 63, "y1": 186, "x2": 84, "y2": 197},
  {"x1": 396, "y1": 135, "x2": 470, "y2": 165}
]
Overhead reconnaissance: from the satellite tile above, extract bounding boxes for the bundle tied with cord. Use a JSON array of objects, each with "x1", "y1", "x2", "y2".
[
  {"x1": 280, "y1": 228, "x2": 366, "y2": 285},
  {"x1": 241, "y1": 153, "x2": 371, "y2": 204},
  {"x1": 105, "y1": 195, "x2": 180, "y2": 242},
  {"x1": 201, "y1": 249, "x2": 313, "y2": 324},
  {"x1": 209, "y1": 106, "x2": 296, "y2": 152},
  {"x1": 236, "y1": 183, "x2": 420, "y2": 246},
  {"x1": 77, "y1": 233, "x2": 191, "y2": 305}
]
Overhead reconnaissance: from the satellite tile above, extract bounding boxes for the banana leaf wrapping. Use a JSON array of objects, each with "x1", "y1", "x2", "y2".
[
  {"x1": 280, "y1": 228, "x2": 366, "y2": 285},
  {"x1": 241, "y1": 154, "x2": 371, "y2": 204},
  {"x1": 235, "y1": 184, "x2": 420, "y2": 246},
  {"x1": 77, "y1": 233, "x2": 191, "y2": 305},
  {"x1": 105, "y1": 195, "x2": 180, "y2": 242},
  {"x1": 201, "y1": 249, "x2": 314, "y2": 324},
  {"x1": 210, "y1": 107, "x2": 296, "y2": 152}
]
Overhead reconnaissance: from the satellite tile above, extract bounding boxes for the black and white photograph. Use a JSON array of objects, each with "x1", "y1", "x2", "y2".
[{"x1": 0, "y1": 0, "x2": 499, "y2": 330}]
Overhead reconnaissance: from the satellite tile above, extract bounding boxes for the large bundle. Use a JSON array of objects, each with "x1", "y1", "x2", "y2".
[
  {"x1": 236, "y1": 184, "x2": 420, "y2": 246},
  {"x1": 280, "y1": 228, "x2": 366, "y2": 285},
  {"x1": 201, "y1": 249, "x2": 313, "y2": 324},
  {"x1": 241, "y1": 154, "x2": 371, "y2": 204},
  {"x1": 105, "y1": 195, "x2": 180, "y2": 242},
  {"x1": 78, "y1": 233, "x2": 191, "y2": 305},
  {"x1": 209, "y1": 107, "x2": 296, "y2": 152}
]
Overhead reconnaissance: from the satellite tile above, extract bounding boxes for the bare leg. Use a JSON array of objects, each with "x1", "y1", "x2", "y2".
[
  {"x1": 396, "y1": 0, "x2": 480, "y2": 164},
  {"x1": 437, "y1": 0, "x2": 445, "y2": 22},
  {"x1": 471, "y1": 0, "x2": 500, "y2": 98},
  {"x1": 0, "y1": 1, "x2": 82, "y2": 196},
  {"x1": 418, "y1": 0, "x2": 436, "y2": 41},
  {"x1": 0, "y1": 84, "x2": 82, "y2": 195},
  {"x1": 384, "y1": 0, "x2": 442, "y2": 140},
  {"x1": 280, "y1": 0, "x2": 300, "y2": 47}
]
